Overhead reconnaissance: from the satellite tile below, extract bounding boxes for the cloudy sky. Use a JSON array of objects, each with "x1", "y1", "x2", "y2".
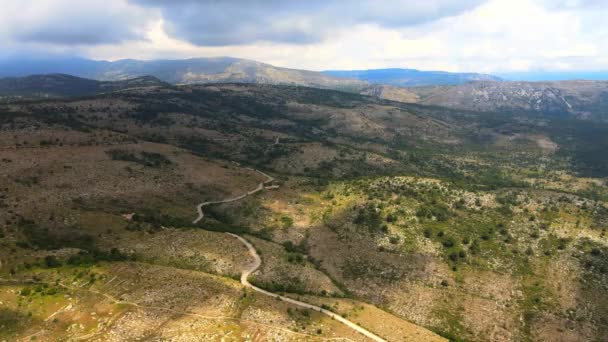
[{"x1": 1, "y1": 0, "x2": 607, "y2": 73}]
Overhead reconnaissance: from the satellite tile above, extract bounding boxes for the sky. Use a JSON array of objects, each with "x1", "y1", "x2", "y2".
[{"x1": 1, "y1": 0, "x2": 607, "y2": 73}]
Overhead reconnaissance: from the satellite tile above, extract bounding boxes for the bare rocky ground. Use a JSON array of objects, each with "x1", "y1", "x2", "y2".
[{"x1": 0, "y1": 262, "x2": 370, "y2": 341}]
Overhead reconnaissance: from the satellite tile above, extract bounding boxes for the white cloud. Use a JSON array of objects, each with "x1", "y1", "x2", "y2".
[{"x1": 1, "y1": 0, "x2": 607, "y2": 73}]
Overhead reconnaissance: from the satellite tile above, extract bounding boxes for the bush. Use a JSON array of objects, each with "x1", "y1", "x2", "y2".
[
  {"x1": 283, "y1": 241, "x2": 306, "y2": 254},
  {"x1": 416, "y1": 203, "x2": 451, "y2": 221},
  {"x1": 287, "y1": 253, "x2": 304, "y2": 264},
  {"x1": 44, "y1": 255, "x2": 61, "y2": 268},
  {"x1": 353, "y1": 203, "x2": 383, "y2": 233},
  {"x1": 423, "y1": 228, "x2": 433, "y2": 238},
  {"x1": 280, "y1": 216, "x2": 294, "y2": 230},
  {"x1": 449, "y1": 252, "x2": 459, "y2": 262},
  {"x1": 470, "y1": 239, "x2": 481, "y2": 255},
  {"x1": 442, "y1": 237, "x2": 455, "y2": 248}
]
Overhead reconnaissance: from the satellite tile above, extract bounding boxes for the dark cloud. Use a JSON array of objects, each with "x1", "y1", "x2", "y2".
[
  {"x1": 2, "y1": 1, "x2": 151, "y2": 46},
  {"x1": 16, "y1": 20, "x2": 142, "y2": 45},
  {"x1": 133, "y1": 0, "x2": 485, "y2": 46},
  {"x1": 2, "y1": 0, "x2": 485, "y2": 47}
]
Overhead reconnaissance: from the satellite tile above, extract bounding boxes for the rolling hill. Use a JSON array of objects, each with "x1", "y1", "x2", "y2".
[
  {"x1": 0, "y1": 70, "x2": 419, "y2": 104},
  {"x1": 0, "y1": 81, "x2": 607, "y2": 341}
]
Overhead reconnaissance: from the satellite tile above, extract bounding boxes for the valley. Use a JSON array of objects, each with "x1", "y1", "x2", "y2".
[{"x1": 0, "y1": 80, "x2": 606, "y2": 341}]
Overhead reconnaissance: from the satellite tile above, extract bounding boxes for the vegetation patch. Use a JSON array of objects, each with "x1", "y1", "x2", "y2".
[{"x1": 106, "y1": 149, "x2": 172, "y2": 168}]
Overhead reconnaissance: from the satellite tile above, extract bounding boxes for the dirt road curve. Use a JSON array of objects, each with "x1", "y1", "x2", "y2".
[
  {"x1": 193, "y1": 168, "x2": 275, "y2": 224},
  {"x1": 227, "y1": 233, "x2": 387, "y2": 342},
  {"x1": 193, "y1": 168, "x2": 387, "y2": 341}
]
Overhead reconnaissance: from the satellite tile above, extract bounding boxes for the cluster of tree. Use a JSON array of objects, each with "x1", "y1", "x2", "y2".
[
  {"x1": 107, "y1": 149, "x2": 172, "y2": 168},
  {"x1": 40, "y1": 248, "x2": 130, "y2": 268},
  {"x1": 18, "y1": 218, "x2": 95, "y2": 251},
  {"x1": 353, "y1": 203, "x2": 388, "y2": 234},
  {"x1": 416, "y1": 202, "x2": 451, "y2": 222}
]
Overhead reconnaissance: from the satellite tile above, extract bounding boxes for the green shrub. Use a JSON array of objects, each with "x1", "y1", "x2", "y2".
[{"x1": 44, "y1": 255, "x2": 61, "y2": 268}]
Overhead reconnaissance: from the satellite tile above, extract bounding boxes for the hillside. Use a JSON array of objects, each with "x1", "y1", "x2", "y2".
[
  {"x1": 411, "y1": 80, "x2": 608, "y2": 121},
  {"x1": 324, "y1": 68, "x2": 501, "y2": 87},
  {"x1": 0, "y1": 71, "x2": 419, "y2": 104},
  {"x1": 1, "y1": 82, "x2": 607, "y2": 341}
]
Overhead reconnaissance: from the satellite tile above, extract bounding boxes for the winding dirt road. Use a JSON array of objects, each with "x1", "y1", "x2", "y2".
[
  {"x1": 227, "y1": 233, "x2": 387, "y2": 342},
  {"x1": 193, "y1": 168, "x2": 275, "y2": 224},
  {"x1": 193, "y1": 168, "x2": 387, "y2": 341}
]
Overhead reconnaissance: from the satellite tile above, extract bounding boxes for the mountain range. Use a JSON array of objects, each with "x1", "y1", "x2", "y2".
[
  {"x1": 2, "y1": 56, "x2": 608, "y2": 122},
  {"x1": 2, "y1": 72, "x2": 608, "y2": 123},
  {"x1": 0, "y1": 56, "x2": 364, "y2": 89},
  {"x1": 0, "y1": 56, "x2": 424, "y2": 102},
  {"x1": 0, "y1": 56, "x2": 498, "y2": 89}
]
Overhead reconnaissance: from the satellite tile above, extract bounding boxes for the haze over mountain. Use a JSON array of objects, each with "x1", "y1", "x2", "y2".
[
  {"x1": 498, "y1": 71, "x2": 608, "y2": 82},
  {"x1": 323, "y1": 68, "x2": 501, "y2": 87},
  {"x1": 0, "y1": 56, "x2": 424, "y2": 102},
  {"x1": 0, "y1": 56, "x2": 368, "y2": 90}
]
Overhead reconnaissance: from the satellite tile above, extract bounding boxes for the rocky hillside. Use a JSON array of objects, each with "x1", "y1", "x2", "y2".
[{"x1": 412, "y1": 80, "x2": 608, "y2": 121}]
